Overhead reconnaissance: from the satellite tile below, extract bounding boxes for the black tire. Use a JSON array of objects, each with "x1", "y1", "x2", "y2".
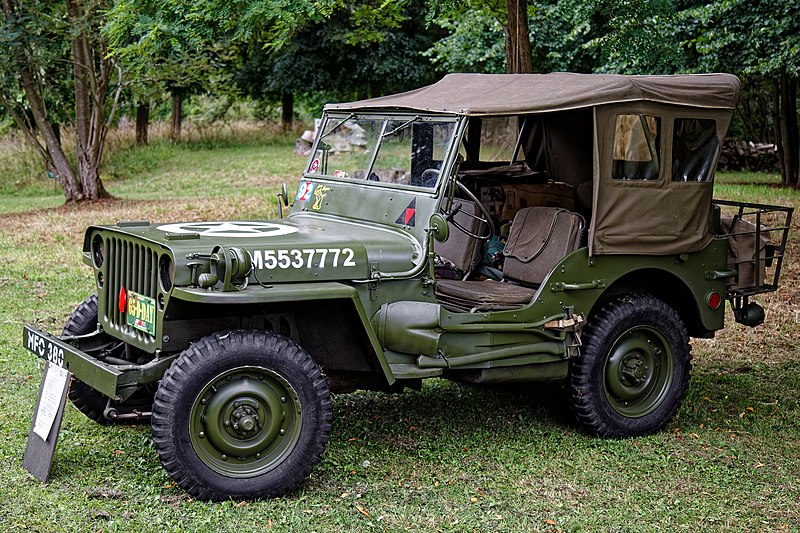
[
  {"x1": 569, "y1": 293, "x2": 691, "y2": 438},
  {"x1": 151, "y1": 330, "x2": 332, "y2": 501},
  {"x1": 63, "y1": 295, "x2": 153, "y2": 424}
]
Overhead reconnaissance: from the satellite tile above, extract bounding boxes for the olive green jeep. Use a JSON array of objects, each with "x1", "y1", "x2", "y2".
[{"x1": 24, "y1": 73, "x2": 792, "y2": 500}]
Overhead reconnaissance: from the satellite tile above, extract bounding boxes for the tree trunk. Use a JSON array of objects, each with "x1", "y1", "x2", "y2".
[
  {"x1": 505, "y1": 0, "x2": 533, "y2": 74},
  {"x1": 18, "y1": 64, "x2": 84, "y2": 200},
  {"x1": 4, "y1": 0, "x2": 117, "y2": 201},
  {"x1": 136, "y1": 103, "x2": 150, "y2": 146},
  {"x1": 68, "y1": 0, "x2": 110, "y2": 200},
  {"x1": 777, "y1": 74, "x2": 799, "y2": 187},
  {"x1": 3, "y1": 0, "x2": 81, "y2": 199},
  {"x1": 281, "y1": 91, "x2": 294, "y2": 132},
  {"x1": 170, "y1": 91, "x2": 183, "y2": 142}
]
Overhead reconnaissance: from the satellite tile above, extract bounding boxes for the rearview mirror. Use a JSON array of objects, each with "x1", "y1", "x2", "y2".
[{"x1": 276, "y1": 182, "x2": 289, "y2": 218}]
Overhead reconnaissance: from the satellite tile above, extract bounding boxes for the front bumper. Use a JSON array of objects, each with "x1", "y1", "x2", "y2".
[{"x1": 23, "y1": 324, "x2": 175, "y2": 401}]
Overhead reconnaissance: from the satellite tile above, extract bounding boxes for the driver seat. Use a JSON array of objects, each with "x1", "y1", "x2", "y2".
[
  {"x1": 435, "y1": 206, "x2": 585, "y2": 312},
  {"x1": 435, "y1": 199, "x2": 488, "y2": 278}
]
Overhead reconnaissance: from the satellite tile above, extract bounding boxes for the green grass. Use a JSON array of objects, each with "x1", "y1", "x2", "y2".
[
  {"x1": 0, "y1": 121, "x2": 307, "y2": 214},
  {"x1": 715, "y1": 170, "x2": 800, "y2": 205},
  {"x1": 0, "y1": 135, "x2": 799, "y2": 530}
]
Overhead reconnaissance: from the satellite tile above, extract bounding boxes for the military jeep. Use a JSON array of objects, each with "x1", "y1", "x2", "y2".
[{"x1": 24, "y1": 73, "x2": 792, "y2": 501}]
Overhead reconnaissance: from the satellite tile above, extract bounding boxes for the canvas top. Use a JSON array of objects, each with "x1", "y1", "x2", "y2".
[{"x1": 325, "y1": 73, "x2": 741, "y2": 116}]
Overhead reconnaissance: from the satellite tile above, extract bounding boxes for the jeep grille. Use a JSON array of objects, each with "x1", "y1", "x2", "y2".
[{"x1": 101, "y1": 235, "x2": 160, "y2": 348}]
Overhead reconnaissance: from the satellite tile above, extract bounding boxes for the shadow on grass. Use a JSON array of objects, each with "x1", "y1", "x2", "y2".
[
  {"x1": 333, "y1": 378, "x2": 573, "y2": 433},
  {"x1": 48, "y1": 359, "x2": 800, "y2": 484}
]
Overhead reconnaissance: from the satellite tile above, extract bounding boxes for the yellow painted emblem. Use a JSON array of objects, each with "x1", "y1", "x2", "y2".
[{"x1": 312, "y1": 185, "x2": 332, "y2": 210}]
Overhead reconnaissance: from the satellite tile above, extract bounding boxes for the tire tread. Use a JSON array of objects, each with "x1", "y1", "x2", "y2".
[
  {"x1": 151, "y1": 329, "x2": 332, "y2": 501},
  {"x1": 569, "y1": 293, "x2": 692, "y2": 438}
]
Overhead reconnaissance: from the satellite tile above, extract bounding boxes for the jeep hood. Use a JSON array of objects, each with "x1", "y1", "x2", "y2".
[{"x1": 85, "y1": 213, "x2": 423, "y2": 285}]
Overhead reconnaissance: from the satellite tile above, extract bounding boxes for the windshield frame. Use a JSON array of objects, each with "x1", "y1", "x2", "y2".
[{"x1": 303, "y1": 111, "x2": 465, "y2": 194}]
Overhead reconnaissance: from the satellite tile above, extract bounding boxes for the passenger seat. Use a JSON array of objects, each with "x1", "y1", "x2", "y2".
[{"x1": 435, "y1": 207, "x2": 585, "y2": 312}]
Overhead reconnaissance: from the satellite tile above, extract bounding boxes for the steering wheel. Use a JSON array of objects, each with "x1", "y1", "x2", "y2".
[
  {"x1": 441, "y1": 180, "x2": 496, "y2": 240},
  {"x1": 418, "y1": 168, "x2": 440, "y2": 187}
]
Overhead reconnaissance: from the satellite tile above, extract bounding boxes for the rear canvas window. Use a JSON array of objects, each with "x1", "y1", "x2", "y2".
[
  {"x1": 672, "y1": 118, "x2": 718, "y2": 182},
  {"x1": 479, "y1": 117, "x2": 523, "y2": 162},
  {"x1": 612, "y1": 114, "x2": 661, "y2": 180}
]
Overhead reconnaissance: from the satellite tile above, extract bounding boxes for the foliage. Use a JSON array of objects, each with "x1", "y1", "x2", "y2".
[
  {"x1": 684, "y1": 0, "x2": 800, "y2": 78},
  {"x1": 234, "y1": 1, "x2": 440, "y2": 110},
  {"x1": 423, "y1": 0, "x2": 799, "y2": 186},
  {"x1": 423, "y1": 0, "x2": 675, "y2": 75},
  {"x1": 578, "y1": 0, "x2": 686, "y2": 74},
  {"x1": 0, "y1": 0, "x2": 122, "y2": 201},
  {"x1": 0, "y1": 1, "x2": 74, "y2": 125},
  {"x1": 423, "y1": 7, "x2": 507, "y2": 73},
  {"x1": 105, "y1": 0, "x2": 337, "y2": 64},
  {"x1": 676, "y1": 0, "x2": 800, "y2": 187},
  {"x1": 3, "y1": 0, "x2": 800, "y2": 191},
  {"x1": 104, "y1": 0, "x2": 426, "y2": 126},
  {"x1": 527, "y1": 1, "x2": 598, "y2": 73},
  {"x1": 103, "y1": 0, "x2": 243, "y2": 141},
  {"x1": 424, "y1": 0, "x2": 537, "y2": 74}
]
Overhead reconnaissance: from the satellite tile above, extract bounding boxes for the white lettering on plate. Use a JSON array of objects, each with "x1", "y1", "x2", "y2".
[
  {"x1": 26, "y1": 330, "x2": 64, "y2": 367},
  {"x1": 252, "y1": 248, "x2": 357, "y2": 270}
]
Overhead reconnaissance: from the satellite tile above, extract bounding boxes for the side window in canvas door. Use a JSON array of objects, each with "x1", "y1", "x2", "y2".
[{"x1": 611, "y1": 114, "x2": 661, "y2": 180}]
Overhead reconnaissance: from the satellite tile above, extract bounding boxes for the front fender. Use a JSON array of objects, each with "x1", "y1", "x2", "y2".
[{"x1": 170, "y1": 282, "x2": 394, "y2": 386}]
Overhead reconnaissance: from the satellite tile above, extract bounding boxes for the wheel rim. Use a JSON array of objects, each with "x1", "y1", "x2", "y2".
[
  {"x1": 189, "y1": 366, "x2": 302, "y2": 478},
  {"x1": 603, "y1": 326, "x2": 674, "y2": 418}
]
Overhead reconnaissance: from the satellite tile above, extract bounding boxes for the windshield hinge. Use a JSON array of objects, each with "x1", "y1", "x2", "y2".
[
  {"x1": 369, "y1": 262, "x2": 381, "y2": 300},
  {"x1": 420, "y1": 276, "x2": 435, "y2": 297}
]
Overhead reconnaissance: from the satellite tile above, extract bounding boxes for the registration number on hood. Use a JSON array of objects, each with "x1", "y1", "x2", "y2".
[{"x1": 252, "y1": 248, "x2": 357, "y2": 270}]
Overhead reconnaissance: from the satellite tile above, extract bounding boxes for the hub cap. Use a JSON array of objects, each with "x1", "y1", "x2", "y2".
[
  {"x1": 189, "y1": 366, "x2": 302, "y2": 477},
  {"x1": 604, "y1": 326, "x2": 674, "y2": 418}
]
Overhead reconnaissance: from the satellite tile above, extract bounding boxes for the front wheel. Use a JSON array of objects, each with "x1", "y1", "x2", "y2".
[
  {"x1": 151, "y1": 330, "x2": 332, "y2": 501},
  {"x1": 569, "y1": 293, "x2": 691, "y2": 438}
]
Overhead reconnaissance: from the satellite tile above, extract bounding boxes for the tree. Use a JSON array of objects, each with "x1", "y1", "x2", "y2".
[
  {"x1": 0, "y1": 0, "x2": 121, "y2": 201},
  {"x1": 505, "y1": 0, "x2": 532, "y2": 73},
  {"x1": 234, "y1": 0, "x2": 440, "y2": 119},
  {"x1": 425, "y1": 1, "x2": 598, "y2": 75},
  {"x1": 105, "y1": 0, "x2": 342, "y2": 133},
  {"x1": 423, "y1": 8, "x2": 507, "y2": 74},
  {"x1": 426, "y1": 0, "x2": 534, "y2": 74},
  {"x1": 574, "y1": 0, "x2": 685, "y2": 75},
  {"x1": 682, "y1": 0, "x2": 800, "y2": 187}
]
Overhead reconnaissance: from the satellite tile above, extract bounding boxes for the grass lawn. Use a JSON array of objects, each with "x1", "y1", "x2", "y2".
[{"x1": 0, "y1": 134, "x2": 799, "y2": 531}]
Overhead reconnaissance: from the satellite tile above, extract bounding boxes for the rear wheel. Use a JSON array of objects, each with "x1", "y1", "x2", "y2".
[
  {"x1": 62, "y1": 295, "x2": 153, "y2": 424},
  {"x1": 151, "y1": 330, "x2": 332, "y2": 501},
  {"x1": 569, "y1": 293, "x2": 691, "y2": 437}
]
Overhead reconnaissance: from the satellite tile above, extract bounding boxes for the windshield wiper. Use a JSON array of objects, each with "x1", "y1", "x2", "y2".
[
  {"x1": 319, "y1": 113, "x2": 355, "y2": 140},
  {"x1": 381, "y1": 115, "x2": 420, "y2": 138}
]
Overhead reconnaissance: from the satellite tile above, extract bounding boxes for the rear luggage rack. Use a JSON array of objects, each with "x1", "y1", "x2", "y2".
[{"x1": 713, "y1": 199, "x2": 793, "y2": 325}]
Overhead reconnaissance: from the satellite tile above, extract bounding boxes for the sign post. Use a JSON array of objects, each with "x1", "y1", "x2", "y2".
[{"x1": 22, "y1": 361, "x2": 71, "y2": 482}]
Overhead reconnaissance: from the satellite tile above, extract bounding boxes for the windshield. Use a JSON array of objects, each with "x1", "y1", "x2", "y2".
[{"x1": 307, "y1": 114, "x2": 459, "y2": 189}]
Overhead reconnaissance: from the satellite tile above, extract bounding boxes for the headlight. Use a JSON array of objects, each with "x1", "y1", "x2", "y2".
[
  {"x1": 91, "y1": 234, "x2": 104, "y2": 268},
  {"x1": 159, "y1": 254, "x2": 174, "y2": 292}
]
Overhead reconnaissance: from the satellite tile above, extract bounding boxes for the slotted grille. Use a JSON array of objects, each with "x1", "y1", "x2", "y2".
[{"x1": 101, "y1": 235, "x2": 159, "y2": 345}]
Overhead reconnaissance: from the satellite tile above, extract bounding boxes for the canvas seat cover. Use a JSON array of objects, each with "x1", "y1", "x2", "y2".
[
  {"x1": 436, "y1": 207, "x2": 585, "y2": 312},
  {"x1": 436, "y1": 199, "x2": 487, "y2": 273},
  {"x1": 502, "y1": 207, "x2": 584, "y2": 286},
  {"x1": 434, "y1": 280, "x2": 536, "y2": 313},
  {"x1": 327, "y1": 73, "x2": 740, "y2": 257},
  {"x1": 325, "y1": 73, "x2": 740, "y2": 116}
]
